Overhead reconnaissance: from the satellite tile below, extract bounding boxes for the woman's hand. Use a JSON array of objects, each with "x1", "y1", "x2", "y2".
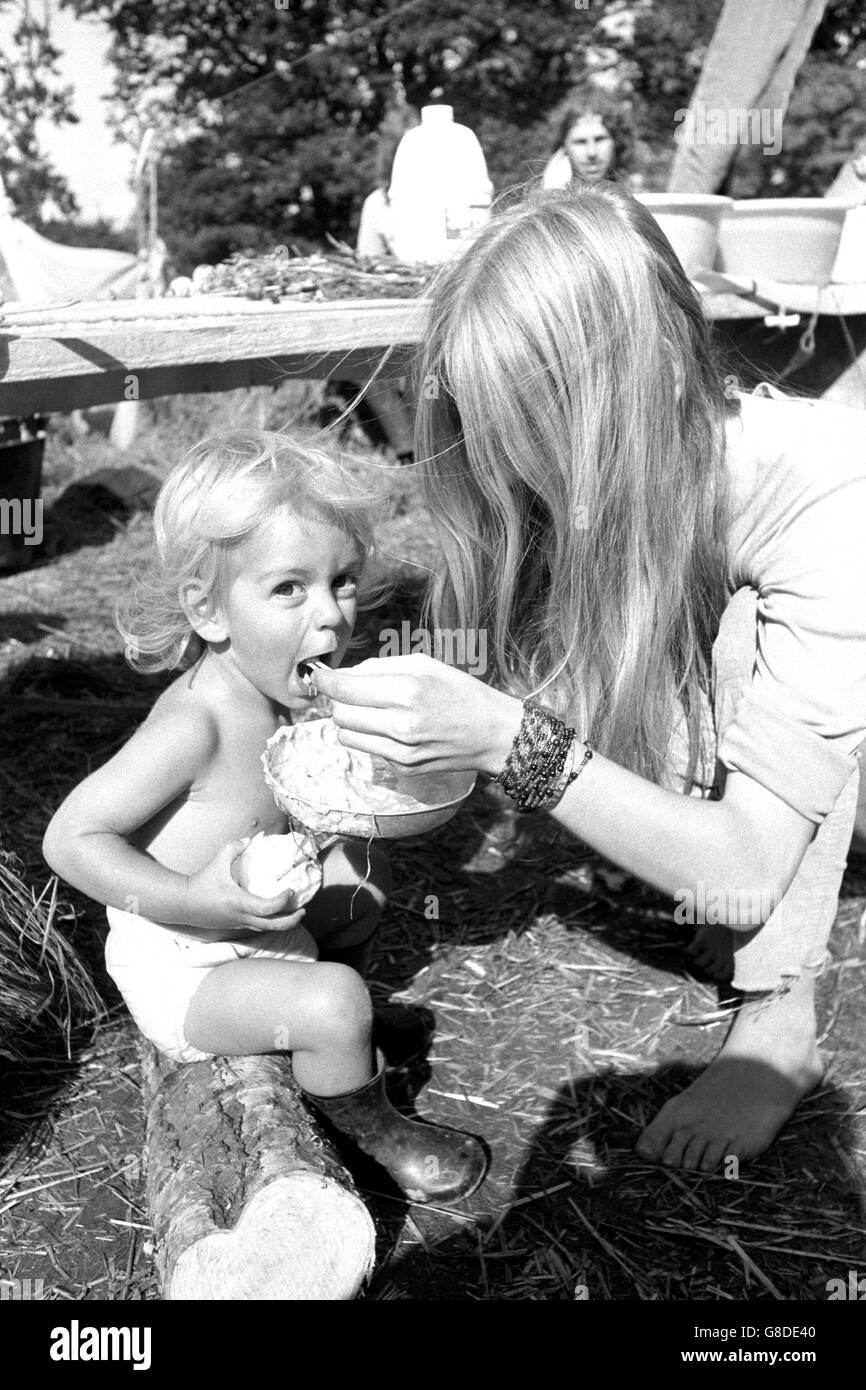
[
  {"x1": 312, "y1": 654, "x2": 523, "y2": 776},
  {"x1": 181, "y1": 840, "x2": 308, "y2": 936}
]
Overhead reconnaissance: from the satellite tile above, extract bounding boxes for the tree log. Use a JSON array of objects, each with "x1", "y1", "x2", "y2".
[{"x1": 141, "y1": 1044, "x2": 376, "y2": 1300}]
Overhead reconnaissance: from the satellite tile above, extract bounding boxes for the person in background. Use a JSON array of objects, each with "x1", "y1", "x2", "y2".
[
  {"x1": 356, "y1": 112, "x2": 419, "y2": 258},
  {"x1": 326, "y1": 109, "x2": 421, "y2": 463},
  {"x1": 314, "y1": 183, "x2": 866, "y2": 1175},
  {"x1": 542, "y1": 86, "x2": 635, "y2": 191}
]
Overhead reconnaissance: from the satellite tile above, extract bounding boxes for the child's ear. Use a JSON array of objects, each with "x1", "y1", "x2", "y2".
[{"x1": 180, "y1": 583, "x2": 228, "y2": 643}]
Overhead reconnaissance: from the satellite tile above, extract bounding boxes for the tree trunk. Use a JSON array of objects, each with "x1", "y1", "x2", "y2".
[{"x1": 142, "y1": 1044, "x2": 376, "y2": 1300}]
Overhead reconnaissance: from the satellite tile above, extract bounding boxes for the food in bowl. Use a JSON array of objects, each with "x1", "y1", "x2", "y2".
[{"x1": 262, "y1": 716, "x2": 476, "y2": 838}]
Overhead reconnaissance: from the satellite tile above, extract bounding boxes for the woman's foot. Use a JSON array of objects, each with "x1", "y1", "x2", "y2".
[{"x1": 636, "y1": 973, "x2": 823, "y2": 1172}]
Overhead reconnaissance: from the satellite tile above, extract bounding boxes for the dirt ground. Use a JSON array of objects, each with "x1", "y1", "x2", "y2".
[{"x1": 2, "y1": 393, "x2": 865, "y2": 1301}]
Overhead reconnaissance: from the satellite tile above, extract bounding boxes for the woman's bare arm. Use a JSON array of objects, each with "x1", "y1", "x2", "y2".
[
  {"x1": 545, "y1": 743, "x2": 814, "y2": 927},
  {"x1": 316, "y1": 655, "x2": 815, "y2": 929}
]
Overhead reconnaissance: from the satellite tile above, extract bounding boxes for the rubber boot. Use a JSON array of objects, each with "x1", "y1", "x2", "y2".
[{"x1": 303, "y1": 1068, "x2": 488, "y2": 1204}]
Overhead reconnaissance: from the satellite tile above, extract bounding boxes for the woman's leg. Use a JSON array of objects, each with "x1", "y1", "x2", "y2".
[
  {"x1": 301, "y1": 839, "x2": 429, "y2": 1060},
  {"x1": 302, "y1": 838, "x2": 392, "y2": 974},
  {"x1": 329, "y1": 369, "x2": 415, "y2": 459},
  {"x1": 638, "y1": 587, "x2": 857, "y2": 1171}
]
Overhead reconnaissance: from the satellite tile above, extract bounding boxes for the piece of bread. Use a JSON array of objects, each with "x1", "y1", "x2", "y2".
[{"x1": 233, "y1": 830, "x2": 323, "y2": 904}]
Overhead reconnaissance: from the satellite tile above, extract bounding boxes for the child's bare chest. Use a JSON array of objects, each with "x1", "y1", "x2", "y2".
[
  {"x1": 141, "y1": 719, "x2": 289, "y2": 872},
  {"x1": 195, "y1": 721, "x2": 287, "y2": 833}
]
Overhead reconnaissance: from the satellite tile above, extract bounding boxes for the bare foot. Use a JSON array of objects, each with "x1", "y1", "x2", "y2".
[
  {"x1": 687, "y1": 923, "x2": 735, "y2": 981},
  {"x1": 636, "y1": 974, "x2": 823, "y2": 1172}
]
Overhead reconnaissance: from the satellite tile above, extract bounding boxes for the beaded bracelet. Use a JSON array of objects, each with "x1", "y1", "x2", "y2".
[
  {"x1": 495, "y1": 700, "x2": 593, "y2": 813},
  {"x1": 502, "y1": 703, "x2": 571, "y2": 810}
]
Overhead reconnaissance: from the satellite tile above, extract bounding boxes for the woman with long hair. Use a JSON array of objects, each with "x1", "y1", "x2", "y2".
[
  {"x1": 542, "y1": 86, "x2": 633, "y2": 189},
  {"x1": 314, "y1": 182, "x2": 866, "y2": 1173}
]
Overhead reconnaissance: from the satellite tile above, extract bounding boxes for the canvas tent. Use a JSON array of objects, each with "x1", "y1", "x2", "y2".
[
  {"x1": 0, "y1": 182, "x2": 139, "y2": 304},
  {"x1": 0, "y1": 177, "x2": 144, "y2": 570}
]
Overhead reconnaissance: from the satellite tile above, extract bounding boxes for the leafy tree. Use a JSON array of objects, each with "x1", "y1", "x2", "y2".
[
  {"x1": 65, "y1": 0, "x2": 606, "y2": 268},
  {"x1": 602, "y1": 0, "x2": 866, "y2": 193},
  {"x1": 39, "y1": 216, "x2": 136, "y2": 252},
  {"x1": 725, "y1": 58, "x2": 866, "y2": 198},
  {"x1": 812, "y1": 0, "x2": 866, "y2": 58},
  {"x1": 62, "y1": 0, "x2": 866, "y2": 264},
  {"x1": 0, "y1": 1, "x2": 78, "y2": 222}
]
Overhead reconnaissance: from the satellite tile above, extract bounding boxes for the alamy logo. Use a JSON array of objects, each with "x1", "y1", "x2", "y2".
[
  {"x1": 49, "y1": 1321, "x2": 151, "y2": 1369},
  {"x1": 826, "y1": 1271, "x2": 866, "y2": 1299},
  {"x1": 379, "y1": 621, "x2": 487, "y2": 675},
  {"x1": 674, "y1": 101, "x2": 783, "y2": 156},
  {"x1": 0, "y1": 498, "x2": 42, "y2": 545},
  {"x1": 1, "y1": 1277, "x2": 44, "y2": 1299},
  {"x1": 673, "y1": 882, "x2": 783, "y2": 927}
]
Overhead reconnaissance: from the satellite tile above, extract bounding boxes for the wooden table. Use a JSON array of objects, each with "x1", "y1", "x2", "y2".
[
  {"x1": 0, "y1": 297, "x2": 426, "y2": 416},
  {"x1": 2, "y1": 284, "x2": 865, "y2": 417}
]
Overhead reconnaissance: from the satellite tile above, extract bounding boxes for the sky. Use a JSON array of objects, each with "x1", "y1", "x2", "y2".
[{"x1": 1, "y1": 4, "x2": 136, "y2": 225}]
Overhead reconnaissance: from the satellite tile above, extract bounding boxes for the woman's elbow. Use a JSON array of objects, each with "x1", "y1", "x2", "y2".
[
  {"x1": 722, "y1": 849, "x2": 811, "y2": 931},
  {"x1": 723, "y1": 884, "x2": 788, "y2": 931},
  {"x1": 717, "y1": 783, "x2": 814, "y2": 928}
]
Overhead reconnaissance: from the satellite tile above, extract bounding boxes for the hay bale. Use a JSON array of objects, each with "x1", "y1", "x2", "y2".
[{"x1": 0, "y1": 850, "x2": 101, "y2": 1061}]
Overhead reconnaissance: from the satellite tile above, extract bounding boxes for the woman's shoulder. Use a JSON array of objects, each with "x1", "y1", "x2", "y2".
[
  {"x1": 722, "y1": 387, "x2": 866, "y2": 594},
  {"x1": 725, "y1": 387, "x2": 865, "y2": 507},
  {"x1": 357, "y1": 188, "x2": 394, "y2": 258}
]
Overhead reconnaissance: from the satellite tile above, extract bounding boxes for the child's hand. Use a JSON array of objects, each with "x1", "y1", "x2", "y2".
[{"x1": 182, "y1": 840, "x2": 308, "y2": 935}]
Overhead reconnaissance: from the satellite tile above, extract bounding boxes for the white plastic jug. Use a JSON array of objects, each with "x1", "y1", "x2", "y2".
[{"x1": 388, "y1": 105, "x2": 493, "y2": 264}]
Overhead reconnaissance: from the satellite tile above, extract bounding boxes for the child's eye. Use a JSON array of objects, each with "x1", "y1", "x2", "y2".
[
  {"x1": 273, "y1": 580, "x2": 302, "y2": 598},
  {"x1": 333, "y1": 573, "x2": 359, "y2": 594}
]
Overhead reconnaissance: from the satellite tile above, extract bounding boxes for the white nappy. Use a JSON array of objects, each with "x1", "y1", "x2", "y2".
[{"x1": 104, "y1": 905, "x2": 319, "y2": 1064}]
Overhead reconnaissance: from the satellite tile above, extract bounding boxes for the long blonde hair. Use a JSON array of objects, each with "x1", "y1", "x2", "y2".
[{"x1": 415, "y1": 183, "x2": 737, "y2": 789}]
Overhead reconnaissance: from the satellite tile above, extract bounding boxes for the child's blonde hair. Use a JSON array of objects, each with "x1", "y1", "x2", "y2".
[
  {"x1": 415, "y1": 182, "x2": 737, "y2": 789},
  {"x1": 118, "y1": 431, "x2": 392, "y2": 672}
]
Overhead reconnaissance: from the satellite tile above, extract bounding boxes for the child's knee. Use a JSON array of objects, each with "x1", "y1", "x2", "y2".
[{"x1": 309, "y1": 962, "x2": 373, "y2": 1040}]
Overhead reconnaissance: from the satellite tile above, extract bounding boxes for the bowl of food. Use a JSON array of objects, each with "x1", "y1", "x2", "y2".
[
  {"x1": 636, "y1": 193, "x2": 733, "y2": 278},
  {"x1": 716, "y1": 198, "x2": 851, "y2": 283},
  {"x1": 262, "y1": 716, "x2": 477, "y2": 839}
]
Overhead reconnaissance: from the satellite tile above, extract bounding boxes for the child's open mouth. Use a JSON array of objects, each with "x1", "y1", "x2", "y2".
[{"x1": 296, "y1": 653, "x2": 332, "y2": 697}]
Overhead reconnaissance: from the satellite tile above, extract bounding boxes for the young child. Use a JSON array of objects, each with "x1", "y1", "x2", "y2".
[
  {"x1": 313, "y1": 183, "x2": 866, "y2": 1175},
  {"x1": 42, "y1": 432, "x2": 487, "y2": 1204}
]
